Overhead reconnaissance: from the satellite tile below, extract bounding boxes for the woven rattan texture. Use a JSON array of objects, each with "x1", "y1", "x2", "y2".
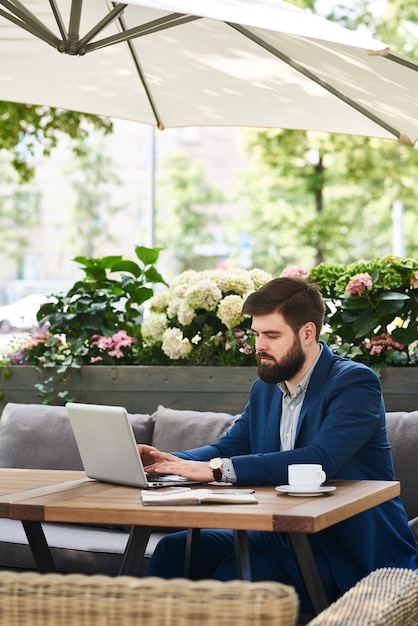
[
  {"x1": 309, "y1": 568, "x2": 418, "y2": 626},
  {"x1": 0, "y1": 572, "x2": 299, "y2": 626}
]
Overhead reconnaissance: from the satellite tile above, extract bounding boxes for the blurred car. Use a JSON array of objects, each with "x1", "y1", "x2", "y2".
[{"x1": 0, "y1": 294, "x2": 49, "y2": 334}]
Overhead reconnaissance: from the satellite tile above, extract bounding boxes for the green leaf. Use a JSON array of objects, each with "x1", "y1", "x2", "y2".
[
  {"x1": 352, "y1": 312, "x2": 379, "y2": 337},
  {"x1": 340, "y1": 297, "x2": 371, "y2": 311},
  {"x1": 375, "y1": 299, "x2": 407, "y2": 317},
  {"x1": 378, "y1": 291, "x2": 410, "y2": 301},
  {"x1": 110, "y1": 260, "x2": 142, "y2": 278},
  {"x1": 135, "y1": 246, "x2": 163, "y2": 266},
  {"x1": 392, "y1": 326, "x2": 418, "y2": 346},
  {"x1": 145, "y1": 266, "x2": 169, "y2": 286}
]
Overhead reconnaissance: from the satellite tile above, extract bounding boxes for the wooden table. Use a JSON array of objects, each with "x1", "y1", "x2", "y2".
[
  {"x1": 0, "y1": 468, "x2": 86, "y2": 517},
  {"x1": 0, "y1": 469, "x2": 400, "y2": 616}
]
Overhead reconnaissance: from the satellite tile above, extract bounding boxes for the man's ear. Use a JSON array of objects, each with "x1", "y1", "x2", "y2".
[{"x1": 301, "y1": 322, "x2": 317, "y2": 344}]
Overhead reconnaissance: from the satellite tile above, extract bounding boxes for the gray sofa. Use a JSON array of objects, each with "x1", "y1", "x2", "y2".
[{"x1": 0, "y1": 402, "x2": 417, "y2": 576}]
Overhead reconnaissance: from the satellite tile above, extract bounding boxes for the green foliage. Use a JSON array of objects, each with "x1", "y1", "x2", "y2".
[
  {"x1": 0, "y1": 102, "x2": 112, "y2": 182},
  {"x1": 238, "y1": 128, "x2": 418, "y2": 272},
  {"x1": 235, "y1": 0, "x2": 418, "y2": 271},
  {"x1": 1, "y1": 246, "x2": 167, "y2": 403},
  {"x1": 156, "y1": 153, "x2": 225, "y2": 273},
  {"x1": 67, "y1": 142, "x2": 126, "y2": 257},
  {"x1": 308, "y1": 255, "x2": 418, "y2": 368},
  {"x1": 38, "y1": 246, "x2": 166, "y2": 341}
]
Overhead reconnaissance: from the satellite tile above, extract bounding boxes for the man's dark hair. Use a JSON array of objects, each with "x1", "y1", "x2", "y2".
[{"x1": 242, "y1": 277, "x2": 325, "y2": 341}]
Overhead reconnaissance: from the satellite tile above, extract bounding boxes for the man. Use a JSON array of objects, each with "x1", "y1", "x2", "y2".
[{"x1": 139, "y1": 277, "x2": 418, "y2": 611}]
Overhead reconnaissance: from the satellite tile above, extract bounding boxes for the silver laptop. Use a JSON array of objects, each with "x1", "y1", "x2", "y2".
[{"x1": 66, "y1": 402, "x2": 199, "y2": 489}]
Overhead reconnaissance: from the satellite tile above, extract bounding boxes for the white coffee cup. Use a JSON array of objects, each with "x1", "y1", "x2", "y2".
[{"x1": 288, "y1": 464, "x2": 326, "y2": 490}]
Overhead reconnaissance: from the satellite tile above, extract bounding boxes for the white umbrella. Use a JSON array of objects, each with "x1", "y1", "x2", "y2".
[{"x1": 1, "y1": 0, "x2": 417, "y2": 144}]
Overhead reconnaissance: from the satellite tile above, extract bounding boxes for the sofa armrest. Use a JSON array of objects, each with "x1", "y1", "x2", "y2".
[
  {"x1": 0, "y1": 572, "x2": 299, "y2": 626},
  {"x1": 308, "y1": 568, "x2": 418, "y2": 626}
]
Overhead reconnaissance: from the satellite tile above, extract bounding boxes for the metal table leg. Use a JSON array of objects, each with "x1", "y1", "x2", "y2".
[
  {"x1": 119, "y1": 525, "x2": 153, "y2": 576},
  {"x1": 21, "y1": 521, "x2": 56, "y2": 573},
  {"x1": 288, "y1": 533, "x2": 329, "y2": 615},
  {"x1": 184, "y1": 528, "x2": 200, "y2": 579},
  {"x1": 234, "y1": 529, "x2": 252, "y2": 580}
]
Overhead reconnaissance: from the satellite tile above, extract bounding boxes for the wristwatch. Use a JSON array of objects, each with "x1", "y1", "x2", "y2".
[{"x1": 208, "y1": 457, "x2": 224, "y2": 482}]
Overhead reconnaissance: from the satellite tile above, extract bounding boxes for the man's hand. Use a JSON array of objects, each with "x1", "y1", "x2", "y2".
[
  {"x1": 137, "y1": 444, "x2": 178, "y2": 467},
  {"x1": 144, "y1": 458, "x2": 214, "y2": 482}
]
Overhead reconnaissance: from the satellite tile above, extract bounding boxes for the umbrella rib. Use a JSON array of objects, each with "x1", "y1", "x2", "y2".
[
  {"x1": 0, "y1": 0, "x2": 60, "y2": 47},
  {"x1": 228, "y1": 23, "x2": 403, "y2": 142},
  {"x1": 75, "y1": 4, "x2": 128, "y2": 54},
  {"x1": 66, "y1": 0, "x2": 82, "y2": 54},
  {"x1": 49, "y1": 0, "x2": 67, "y2": 40},
  {"x1": 84, "y1": 13, "x2": 200, "y2": 53},
  {"x1": 116, "y1": 12, "x2": 165, "y2": 130},
  {"x1": 386, "y1": 52, "x2": 418, "y2": 72}
]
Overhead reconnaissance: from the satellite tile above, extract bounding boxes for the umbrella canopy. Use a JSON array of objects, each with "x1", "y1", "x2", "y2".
[{"x1": 1, "y1": 0, "x2": 417, "y2": 144}]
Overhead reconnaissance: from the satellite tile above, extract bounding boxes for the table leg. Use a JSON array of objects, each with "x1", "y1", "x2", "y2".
[
  {"x1": 21, "y1": 521, "x2": 56, "y2": 573},
  {"x1": 184, "y1": 528, "x2": 200, "y2": 579},
  {"x1": 288, "y1": 533, "x2": 329, "y2": 615},
  {"x1": 234, "y1": 530, "x2": 252, "y2": 580},
  {"x1": 119, "y1": 525, "x2": 153, "y2": 576}
]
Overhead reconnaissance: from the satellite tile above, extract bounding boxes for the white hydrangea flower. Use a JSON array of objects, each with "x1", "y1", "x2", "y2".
[
  {"x1": 170, "y1": 270, "x2": 199, "y2": 288},
  {"x1": 184, "y1": 280, "x2": 222, "y2": 311},
  {"x1": 165, "y1": 282, "x2": 193, "y2": 319},
  {"x1": 177, "y1": 301, "x2": 196, "y2": 326},
  {"x1": 248, "y1": 268, "x2": 273, "y2": 289},
  {"x1": 217, "y1": 295, "x2": 246, "y2": 329},
  {"x1": 162, "y1": 327, "x2": 193, "y2": 360},
  {"x1": 140, "y1": 313, "x2": 168, "y2": 346},
  {"x1": 167, "y1": 296, "x2": 184, "y2": 319},
  {"x1": 214, "y1": 268, "x2": 254, "y2": 295},
  {"x1": 148, "y1": 292, "x2": 169, "y2": 313}
]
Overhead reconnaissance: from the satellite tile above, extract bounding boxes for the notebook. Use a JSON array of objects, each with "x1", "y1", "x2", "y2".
[{"x1": 65, "y1": 402, "x2": 200, "y2": 489}]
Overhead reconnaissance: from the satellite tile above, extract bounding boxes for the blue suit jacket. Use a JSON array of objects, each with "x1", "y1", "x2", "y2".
[{"x1": 177, "y1": 343, "x2": 418, "y2": 593}]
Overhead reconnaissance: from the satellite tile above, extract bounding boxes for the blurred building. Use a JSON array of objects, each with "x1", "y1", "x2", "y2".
[{"x1": 0, "y1": 121, "x2": 248, "y2": 303}]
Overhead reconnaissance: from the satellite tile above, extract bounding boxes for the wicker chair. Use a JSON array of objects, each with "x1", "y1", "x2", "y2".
[
  {"x1": 0, "y1": 568, "x2": 417, "y2": 626},
  {"x1": 309, "y1": 568, "x2": 418, "y2": 626},
  {"x1": 0, "y1": 572, "x2": 299, "y2": 626}
]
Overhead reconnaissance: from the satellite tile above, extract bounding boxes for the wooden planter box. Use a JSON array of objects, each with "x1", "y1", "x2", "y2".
[
  {"x1": 0, "y1": 366, "x2": 257, "y2": 415},
  {"x1": 1, "y1": 365, "x2": 417, "y2": 414}
]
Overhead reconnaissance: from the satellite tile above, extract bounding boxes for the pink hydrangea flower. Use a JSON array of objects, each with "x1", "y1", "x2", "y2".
[
  {"x1": 344, "y1": 272, "x2": 373, "y2": 296},
  {"x1": 411, "y1": 270, "x2": 418, "y2": 289},
  {"x1": 280, "y1": 266, "x2": 308, "y2": 279},
  {"x1": 89, "y1": 330, "x2": 137, "y2": 360},
  {"x1": 363, "y1": 333, "x2": 404, "y2": 356}
]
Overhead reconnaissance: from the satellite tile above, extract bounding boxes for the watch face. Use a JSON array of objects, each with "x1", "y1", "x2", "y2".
[{"x1": 209, "y1": 458, "x2": 223, "y2": 470}]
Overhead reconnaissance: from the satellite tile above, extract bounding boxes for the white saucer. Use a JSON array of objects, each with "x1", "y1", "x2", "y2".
[{"x1": 275, "y1": 485, "x2": 336, "y2": 497}]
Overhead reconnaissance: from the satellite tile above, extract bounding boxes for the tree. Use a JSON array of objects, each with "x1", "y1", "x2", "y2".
[
  {"x1": 67, "y1": 142, "x2": 126, "y2": 258},
  {"x1": 156, "y1": 153, "x2": 225, "y2": 273},
  {"x1": 0, "y1": 103, "x2": 113, "y2": 278},
  {"x1": 0, "y1": 102, "x2": 112, "y2": 183},
  {"x1": 235, "y1": 0, "x2": 418, "y2": 274}
]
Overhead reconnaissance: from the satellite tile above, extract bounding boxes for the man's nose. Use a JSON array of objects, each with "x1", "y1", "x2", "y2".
[{"x1": 255, "y1": 336, "x2": 267, "y2": 352}]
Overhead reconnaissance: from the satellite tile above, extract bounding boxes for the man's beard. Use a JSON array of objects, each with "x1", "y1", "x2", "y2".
[{"x1": 257, "y1": 335, "x2": 306, "y2": 384}]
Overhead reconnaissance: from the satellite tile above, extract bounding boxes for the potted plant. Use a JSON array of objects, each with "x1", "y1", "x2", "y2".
[
  {"x1": 307, "y1": 255, "x2": 418, "y2": 369},
  {"x1": 0, "y1": 253, "x2": 271, "y2": 410},
  {"x1": 1, "y1": 252, "x2": 417, "y2": 412},
  {"x1": 306, "y1": 255, "x2": 418, "y2": 412}
]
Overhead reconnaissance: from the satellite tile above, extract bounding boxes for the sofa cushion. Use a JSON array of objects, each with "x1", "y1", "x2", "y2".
[
  {"x1": 151, "y1": 405, "x2": 238, "y2": 452},
  {"x1": 0, "y1": 403, "x2": 155, "y2": 471},
  {"x1": 0, "y1": 518, "x2": 156, "y2": 575},
  {"x1": 386, "y1": 411, "x2": 418, "y2": 521}
]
